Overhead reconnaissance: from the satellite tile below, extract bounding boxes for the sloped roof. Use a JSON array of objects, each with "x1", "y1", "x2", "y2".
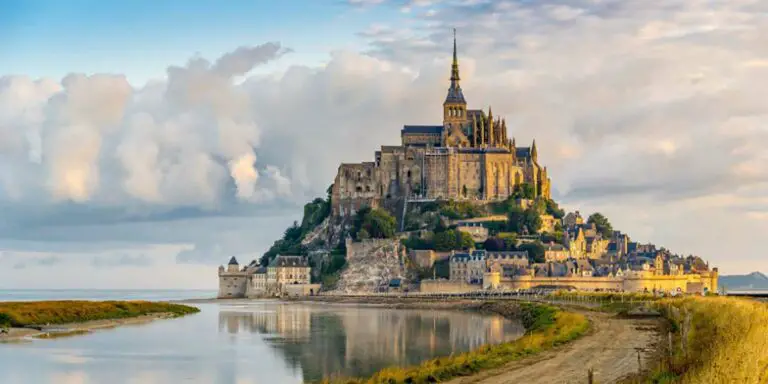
[
  {"x1": 445, "y1": 86, "x2": 466, "y2": 103},
  {"x1": 228, "y1": 256, "x2": 239, "y2": 265},
  {"x1": 402, "y1": 125, "x2": 444, "y2": 135},
  {"x1": 269, "y1": 255, "x2": 309, "y2": 267}
]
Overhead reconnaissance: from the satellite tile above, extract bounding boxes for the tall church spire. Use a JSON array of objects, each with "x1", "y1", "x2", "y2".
[
  {"x1": 444, "y1": 28, "x2": 466, "y2": 106},
  {"x1": 451, "y1": 28, "x2": 460, "y2": 85}
]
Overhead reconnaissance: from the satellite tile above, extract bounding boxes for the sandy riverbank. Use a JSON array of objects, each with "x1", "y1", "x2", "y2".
[{"x1": 0, "y1": 312, "x2": 178, "y2": 343}]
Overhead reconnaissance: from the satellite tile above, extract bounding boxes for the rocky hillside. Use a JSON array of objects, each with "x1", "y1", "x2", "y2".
[
  {"x1": 301, "y1": 216, "x2": 348, "y2": 251},
  {"x1": 330, "y1": 238, "x2": 410, "y2": 294}
]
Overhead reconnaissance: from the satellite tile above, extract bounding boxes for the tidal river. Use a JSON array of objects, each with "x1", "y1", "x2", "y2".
[{"x1": 0, "y1": 300, "x2": 525, "y2": 384}]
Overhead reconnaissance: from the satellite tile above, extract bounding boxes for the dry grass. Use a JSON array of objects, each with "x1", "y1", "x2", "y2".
[
  {"x1": 319, "y1": 303, "x2": 589, "y2": 384},
  {"x1": 0, "y1": 300, "x2": 199, "y2": 327},
  {"x1": 647, "y1": 297, "x2": 768, "y2": 383}
]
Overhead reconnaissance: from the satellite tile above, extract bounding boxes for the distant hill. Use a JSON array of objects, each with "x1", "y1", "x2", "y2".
[{"x1": 719, "y1": 272, "x2": 768, "y2": 291}]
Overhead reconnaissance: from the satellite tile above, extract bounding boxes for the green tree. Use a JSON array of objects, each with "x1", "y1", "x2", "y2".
[
  {"x1": 483, "y1": 237, "x2": 505, "y2": 251},
  {"x1": 507, "y1": 207, "x2": 542, "y2": 234},
  {"x1": 518, "y1": 242, "x2": 546, "y2": 263},
  {"x1": 587, "y1": 212, "x2": 613, "y2": 238},
  {"x1": 512, "y1": 183, "x2": 535, "y2": 199},
  {"x1": 545, "y1": 199, "x2": 565, "y2": 219},
  {"x1": 506, "y1": 207, "x2": 524, "y2": 232},
  {"x1": 433, "y1": 230, "x2": 474, "y2": 251},
  {"x1": 498, "y1": 232, "x2": 518, "y2": 250},
  {"x1": 355, "y1": 207, "x2": 396, "y2": 239},
  {"x1": 522, "y1": 208, "x2": 542, "y2": 233},
  {"x1": 458, "y1": 231, "x2": 475, "y2": 249},
  {"x1": 402, "y1": 234, "x2": 434, "y2": 250}
]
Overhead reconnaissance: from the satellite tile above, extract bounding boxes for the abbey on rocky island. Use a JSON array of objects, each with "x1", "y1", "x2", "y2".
[{"x1": 331, "y1": 31, "x2": 551, "y2": 217}]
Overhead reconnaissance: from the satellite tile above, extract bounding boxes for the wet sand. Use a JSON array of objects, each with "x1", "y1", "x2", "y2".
[{"x1": 0, "y1": 312, "x2": 178, "y2": 343}]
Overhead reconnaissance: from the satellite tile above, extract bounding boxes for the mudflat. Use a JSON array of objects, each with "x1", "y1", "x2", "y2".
[{"x1": 0, "y1": 312, "x2": 176, "y2": 343}]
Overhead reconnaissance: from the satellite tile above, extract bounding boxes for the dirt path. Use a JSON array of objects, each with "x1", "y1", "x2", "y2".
[{"x1": 448, "y1": 312, "x2": 660, "y2": 384}]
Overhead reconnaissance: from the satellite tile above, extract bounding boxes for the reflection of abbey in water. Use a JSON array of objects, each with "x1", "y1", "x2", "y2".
[{"x1": 218, "y1": 303, "x2": 524, "y2": 381}]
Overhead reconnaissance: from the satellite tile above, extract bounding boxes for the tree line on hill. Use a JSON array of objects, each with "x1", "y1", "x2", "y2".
[{"x1": 256, "y1": 182, "x2": 614, "y2": 284}]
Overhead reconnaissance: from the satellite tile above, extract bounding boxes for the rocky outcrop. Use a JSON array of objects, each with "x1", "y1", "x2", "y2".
[
  {"x1": 331, "y1": 238, "x2": 409, "y2": 294},
  {"x1": 301, "y1": 216, "x2": 349, "y2": 251}
]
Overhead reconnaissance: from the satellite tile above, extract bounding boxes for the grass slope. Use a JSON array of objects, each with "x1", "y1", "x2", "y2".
[
  {"x1": 320, "y1": 302, "x2": 589, "y2": 384},
  {"x1": 0, "y1": 300, "x2": 199, "y2": 327}
]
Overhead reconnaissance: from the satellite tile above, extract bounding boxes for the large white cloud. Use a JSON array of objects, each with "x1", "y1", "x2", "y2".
[
  {"x1": 1, "y1": 0, "x2": 767, "y2": 287},
  {"x1": 0, "y1": 42, "x2": 295, "y2": 209}
]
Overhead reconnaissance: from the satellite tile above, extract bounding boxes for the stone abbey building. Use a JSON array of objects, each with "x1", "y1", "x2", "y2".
[{"x1": 332, "y1": 32, "x2": 551, "y2": 217}]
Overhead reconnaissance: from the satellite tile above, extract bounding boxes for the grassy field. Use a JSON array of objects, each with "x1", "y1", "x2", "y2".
[
  {"x1": 0, "y1": 300, "x2": 199, "y2": 327},
  {"x1": 320, "y1": 302, "x2": 589, "y2": 384},
  {"x1": 642, "y1": 296, "x2": 768, "y2": 384}
]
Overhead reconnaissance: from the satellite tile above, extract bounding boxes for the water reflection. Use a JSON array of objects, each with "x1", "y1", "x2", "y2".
[
  {"x1": 219, "y1": 302, "x2": 525, "y2": 381},
  {"x1": 0, "y1": 302, "x2": 523, "y2": 384}
]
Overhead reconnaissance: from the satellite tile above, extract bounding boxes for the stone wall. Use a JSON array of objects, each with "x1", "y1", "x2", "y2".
[
  {"x1": 419, "y1": 279, "x2": 480, "y2": 293},
  {"x1": 332, "y1": 163, "x2": 380, "y2": 216},
  {"x1": 410, "y1": 249, "x2": 436, "y2": 269},
  {"x1": 218, "y1": 271, "x2": 248, "y2": 298},
  {"x1": 491, "y1": 272, "x2": 718, "y2": 294},
  {"x1": 284, "y1": 284, "x2": 322, "y2": 297}
]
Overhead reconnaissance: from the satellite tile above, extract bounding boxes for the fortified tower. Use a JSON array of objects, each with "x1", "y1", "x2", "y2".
[{"x1": 218, "y1": 256, "x2": 248, "y2": 298}]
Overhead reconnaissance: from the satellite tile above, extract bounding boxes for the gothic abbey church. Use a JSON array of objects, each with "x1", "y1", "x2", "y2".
[{"x1": 331, "y1": 32, "x2": 552, "y2": 217}]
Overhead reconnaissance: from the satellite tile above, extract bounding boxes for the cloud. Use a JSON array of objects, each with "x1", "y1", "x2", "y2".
[
  {"x1": 91, "y1": 254, "x2": 153, "y2": 268},
  {"x1": 0, "y1": 42, "x2": 292, "y2": 211},
  {"x1": 2, "y1": 0, "x2": 768, "y2": 281},
  {"x1": 0, "y1": 251, "x2": 62, "y2": 270}
]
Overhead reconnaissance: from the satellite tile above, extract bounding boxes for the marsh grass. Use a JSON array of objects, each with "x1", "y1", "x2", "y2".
[
  {"x1": 0, "y1": 300, "x2": 199, "y2": 327},
  {"x1": 644, "y1": 297, "x2": 768, "y2": 383},
  {"x1": 319, "y1": 303, "x2": 589, "y2": 384}
]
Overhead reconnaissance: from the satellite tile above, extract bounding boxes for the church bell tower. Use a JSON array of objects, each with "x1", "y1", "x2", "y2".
[{"x1": 443, "y1": 29, "x2": 467, "y2": 128}]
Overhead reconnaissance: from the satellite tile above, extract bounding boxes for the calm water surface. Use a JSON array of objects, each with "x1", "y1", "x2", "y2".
[{"x1": 0, "y1": 291, "x2": 524, "y2": 384}]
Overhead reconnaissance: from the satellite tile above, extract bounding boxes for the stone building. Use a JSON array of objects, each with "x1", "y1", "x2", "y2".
[
  {"x1": 217, "y1": 257, "x2": 249, "y2": 298},
  {"x1": 331, "y1": 31, "x2": 552, "y2": 217},
  {"x1": 449, "y1": 250, "x2": 486, "y2": 284},
  {"x1": 455, "y1": 222, "x2": 489, "y2": 243},
  {"x1": 563, "y1": 211, "x2": 584, "y2": 229},
  {"x1": 217, "y1": 255, "x2": 319, "y2": 298},
  {"x1": 563, "y1": 224, "x2": 610, "y2": 260}
]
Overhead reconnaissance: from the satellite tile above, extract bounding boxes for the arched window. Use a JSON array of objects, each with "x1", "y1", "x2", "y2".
[{"x1": 407, "y1": 170, "x2": 412, "y2": 178}]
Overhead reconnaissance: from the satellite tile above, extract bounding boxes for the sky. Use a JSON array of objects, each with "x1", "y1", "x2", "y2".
[{"x1": 1, "y1": 0, "x2": 767, "y2": 289}]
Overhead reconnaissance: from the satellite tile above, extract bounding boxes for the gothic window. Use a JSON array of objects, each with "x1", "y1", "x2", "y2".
[
  {"x1": 356, "y1": 185, "x2": 362, "y2": 192},
  {"x1": 365, "y1": 185, "x2": 371, "y2": 192},
  {"x1": 407, "y1": 170, "x2": 412, "y2": 179}
]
